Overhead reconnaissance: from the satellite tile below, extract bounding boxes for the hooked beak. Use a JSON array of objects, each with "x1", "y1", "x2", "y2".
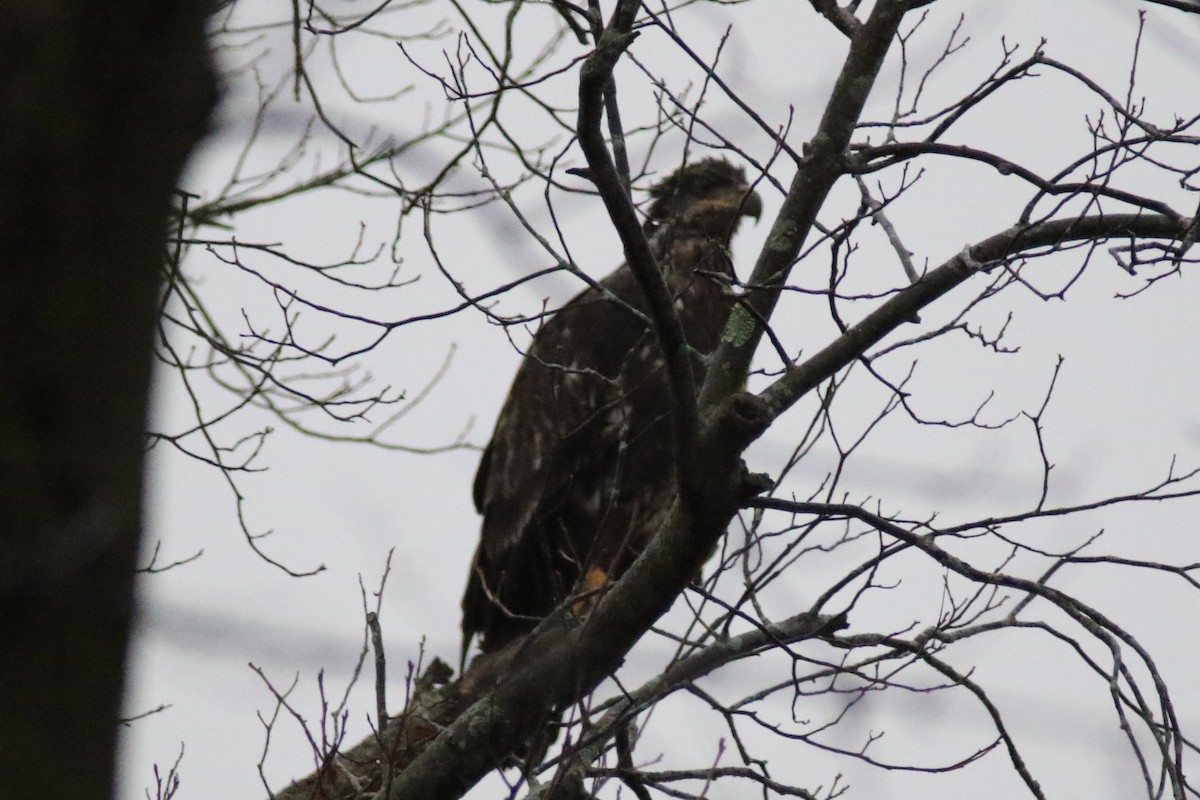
[{"x1": 740, "y1": 186, "x2": 764, "y2": 222}]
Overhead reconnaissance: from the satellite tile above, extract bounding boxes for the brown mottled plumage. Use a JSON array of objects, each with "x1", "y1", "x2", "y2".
[{"x1": 462, "y1": 159, "x2": 762, "y2": 658}]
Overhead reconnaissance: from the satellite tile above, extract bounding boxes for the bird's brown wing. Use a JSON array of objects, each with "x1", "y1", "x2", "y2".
[
  {"x1": 463, "y1": 275, "x2": 652, "y2": 652},
  {"x1": 463, "y1": 157, "x2": 760, "y2": 656},
  {"x1": 463, "y1": 236, "x2": 738, "y2": 654}
]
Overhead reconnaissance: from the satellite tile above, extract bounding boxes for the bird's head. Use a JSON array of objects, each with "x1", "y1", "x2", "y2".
[{"x1": 644, "y1": 158, "x2": 763, "y2": 239}]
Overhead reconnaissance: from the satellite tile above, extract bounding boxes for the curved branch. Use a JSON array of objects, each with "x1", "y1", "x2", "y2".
[
  {"x1": 749, "y1": 497, "x2": 1187, "y2": 797},
  {"x1": 538, "y1": 610, "x2": 842, "y2": 796},
  {"x1": 852, "y1": 141, "x2": 1187, "y2": 221},
  {"x1": 808, "y1": 0, "x2": 863, "y2": 37},
  {"x1": 576, "y1": 0, "x2": 703, "y2": 474},
  {"x1": 756, "y1": 212, "x2": 1191, "y2": 425},
  {"x1": 1141, "y1": 0, "x2": 1200, "y2": 11}
]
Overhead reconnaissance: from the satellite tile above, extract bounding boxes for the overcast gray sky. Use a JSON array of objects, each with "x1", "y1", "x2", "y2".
[{"x1": 120, "y1": 2, "x2": 1200, "y2": 797}]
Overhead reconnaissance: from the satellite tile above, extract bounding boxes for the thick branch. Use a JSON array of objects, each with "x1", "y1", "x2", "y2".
[
  {"x1": 540, "y1": 610, "x2": 845, "y2": 795},
  {"x1": 387, "y1": 412, "x2": 765, "y2": 797},
  {"x1": 699, "y1": 0, "x2": 911, "y2": 409},
  {"x1": 808, "y1": 0, "x2": 863, "y2": 37}
]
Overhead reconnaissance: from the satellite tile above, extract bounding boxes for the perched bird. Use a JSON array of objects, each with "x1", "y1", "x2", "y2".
[{"x1": 462, "y1": 158, "x2": 763, "y2": 660}]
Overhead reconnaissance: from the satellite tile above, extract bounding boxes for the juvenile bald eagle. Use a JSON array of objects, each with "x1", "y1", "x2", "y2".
[{"x1": 462, "y1": 159, "x2": 762, "y2": 658}]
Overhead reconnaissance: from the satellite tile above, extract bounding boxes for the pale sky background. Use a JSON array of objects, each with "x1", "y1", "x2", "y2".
[{"x1": 119, "y1": 2, "x2": 1200, "y2": 798}]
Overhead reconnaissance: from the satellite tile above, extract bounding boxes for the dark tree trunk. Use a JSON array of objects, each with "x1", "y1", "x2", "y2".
[{"x1": 0, "y1": 3, "x2": 215, "y2": 797}]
